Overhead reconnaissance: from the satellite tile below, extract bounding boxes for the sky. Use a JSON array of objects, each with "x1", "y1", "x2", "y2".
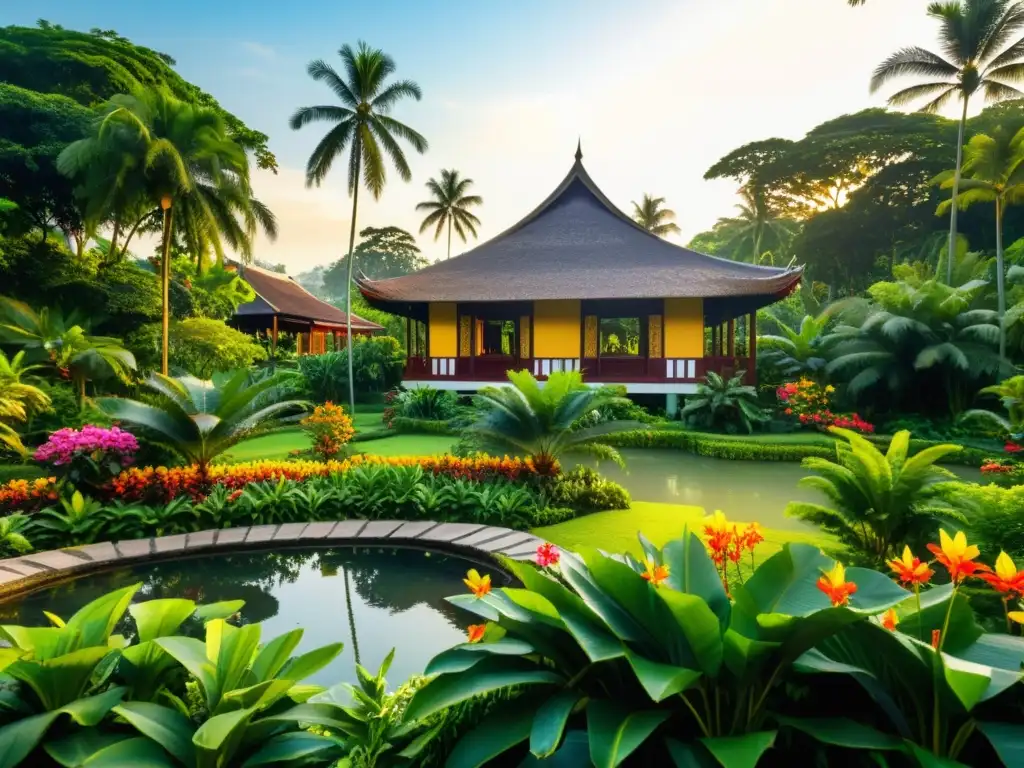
[{"x1": 14, "y1": 0, "x2": 957, "y2": 273}]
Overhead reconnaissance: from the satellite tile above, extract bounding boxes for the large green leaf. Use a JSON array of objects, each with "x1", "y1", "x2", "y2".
[
  {"x1": 529, "y1": 690, "x2": 582, "y2": 758},
  {"x1": 276, "y1": 642, "x2": 344, "y2": 684},
  {"x1": 42, "y1": 731, "x2": 132, "y2": 767},
  {"x1": 559, "y1": 607, "x2": 624, "y2": 663},
  {"x1": 206, "y1": 621, "x2": 261, "y2": 708},
  {"x1": 699, "y1": 731, "x2": 777, "y2": 768},
  {"x1": 114, "y1": 701, "x2": 196, "y2": 767},
  {"x1": 44, "y1": 732, "x2": 176, "y2": 767},
  {"x1": 405, "y1": 656, "x2": 562, "y2": 721},
  {"x1": 129, "y1": 600, "x2": 196, "y2": 643},
  {"x1": 120, "y1": 641, "x2": 179, "y2": 702},
  {"x1": 64, "y1": 585, "x2": 140, "y2": 652},
  {"x1": 624, "y1": 650, "x2": 702, "y2": 703},
  {"x1": 192, "y1": 707, "x2": 253, "y2": 759},
  {"x1": 656, "y1": 588, "x2": 724, "y2": 676},
  {"x1": 193, "y1": 601, "x2": 245, "y2": 624},
  {"x1": 661, "y1": 529, "x2": 731, "y2": 630},
  {"x1": 904, "y1": 741, "x2": 969, "y2": 767},
  {"x1": 250, "y1": 629, "x2": 303, "y2": 683},
  {"x1": 734, "y1": 545, "x2": 833, "y2": 623},
  {"x1": 153, "y1": 637, "x2": 217, "y2": 707},
  {"x1": 425, "y1": 640, "x2": 536, "y2": 676},
  {"x1": 558, "y1": 552, "x2": 646, "y2": 644},
  {"x1": 520, "y1": 731, "x2": 591, "y2": 767},
  {"x1": 587, "y1": 700, "x2": 669, "y2": 768},
  {"x1": 7, "y1": 646, "x2": 111, "y2": 710},
  {"x1": 777, "y1": 716, "x2": 902, "y2": 749},
  {"x1": 240, "y1": 732, "x2": 342, "y2": 767},
  {"x1": 444, "y1": 698, "x2": 536, "y2": 768},
  {"x1": 978, "y1": 722, "x2": 1024, "y2": 768}
]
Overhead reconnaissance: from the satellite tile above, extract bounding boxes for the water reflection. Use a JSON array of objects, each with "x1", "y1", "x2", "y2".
[{"x1": 2, "y1": 546, "x2": 505, "y2": 686}]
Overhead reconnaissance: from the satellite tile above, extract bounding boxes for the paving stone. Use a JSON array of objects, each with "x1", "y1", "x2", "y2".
[
  {"x1": 0, "y1": 559, "x2": 49, "y2": 576},
  {"x1": 273, "y1": 523, "x2": 308, "y2": 540},
  {"x1": 389, "y1": 521, "x2": 439, "y2": 539},
  {"x1": 359, "y1": 520, "x2": 402, "y2": 538},
  {"x1": 325, "y1": 520, "x2": 366, "y2": 539},
  {"x1": 419, "y1": 523, "x2": 485, "y2": 542},
  {"x1": 476, "y1": 532, "x2": 537, "y2": 553},
  {"x1": 19, "y1": 550, "x2": 91, "y2": 571},
  {"x1": 154, "y1": 534, "x2": 188, "y2": 554},
  {"x1": 115, "y1": 539, "x2": 153, "y2": 558},
  {"x1": 186, "y1": 530, "x2": 216, "y2": 549},
  {"x1": 215, "y1": 527, "x2": 250, "y2": 545},
  {"x1": 508, "y1": 549, "x2": 542, "y2": 561},
  {"x1": 67, "y1": 541, "x2": 119, "y2": 563},
  {"x1": 245, "y1": 525, "x2": 278, "y2": 543},
  {"x1": 450, "y1": 526, "x2": 513, "y2": 547},
  {"x1": 299, "y1": 522, "x2": 337, "y2": 539},
  {"x1": 0, "y1": 568, "x2": 29, "y2": 585},
  {"x1": 500, "y1": 539, "x2": 547, "y2": 558}
]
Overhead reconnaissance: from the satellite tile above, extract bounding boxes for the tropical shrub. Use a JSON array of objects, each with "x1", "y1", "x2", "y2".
[
  {"x1": 757, "y1": 311, "x2": 830, "y2": 379},
  {"x1": 32, "y1": 424, "x2": 138, "y2": 491},
  {"x1": 391, "y1": 416, "x2": 458, "y2": 435},
  {"x1": 393, "y1": 386, "x2": 460, "y2": 422},
  {"x1": 776, "y1": 378, "x2": 875, "y2": 433},
  {"x1": 0, "y1": 349, "x2": 51, "y2": 458},
  {"x1": 543, "y1": 465, "x2": 631, "y2": 513},
  {"x1": 470, "y1": 369, "x2": 640, "y2": 474},
  {"x1": 979, "y1": 456, "x2": 1024, "y2": 487},
  {"x1": 0, "y1": 513, "x2": 32, "y2": 557},
  {"x1": 944, "y1": 481, "x2": 1024, "y2": 559},
  {"x1": 408, "y1": 527, "x2": 1024, "y2": 766},
  {"x1": 605, "y1": 428, "x2": 836, "y2": 461},
  {"x1": 298, "y1": 337, "x2": 405, "y2": 402},
  {"x1": 301, "y1": 402, "x2": 356, "y2": 459},
  {"x1": 575, "y1": 384, "x2": 660, "y2": 426},
  {"x1": 681, "y1": 370, "x2": 769, "y2": 434},
  {"x1": 167, "y1": 317, "x2": 267, "y2": 377},
  {"x1": 786, "y1": 428, "x2": 964, "y2": 562},
  {"x1": 97, "y1": 368, "x2": 307, "y2": 480},
  {"x1": 961, "y1": 374, "x2": 1024, "y2": 444}
]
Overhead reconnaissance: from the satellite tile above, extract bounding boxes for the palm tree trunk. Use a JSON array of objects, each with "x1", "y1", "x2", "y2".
[
  {"x1": 996, "y1": 196, "x2": 1007, "y2": 360},
  {"x1": 447, "y1": 216, "x2": 452, "y2": 260},
  {"x1": 344, "y1": 567, "x2": 360, "y2": 666},
  {"x1": 946, "y1": 96, "x2": 970, "y2": 285},
  {"x1": 119, "y1": 209, "x2": 157, "y2": 260},
  {"x1": 160, "y1": 198, "x2": 174, "y2": 376},
  {"x1": 345, "y1": 154, "x2": 361, "y2": 416},
  {"x1": 109, "y1": 218, "x2": 122, "y2": 264}
]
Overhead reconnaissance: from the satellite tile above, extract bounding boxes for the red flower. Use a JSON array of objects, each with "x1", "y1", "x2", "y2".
[
  {"x1": 535, "y1": 543, "x2": 560, "y2": 567},
  {"x1": 1006, "y1": 442, "x2": 1022, "y2": 454}
]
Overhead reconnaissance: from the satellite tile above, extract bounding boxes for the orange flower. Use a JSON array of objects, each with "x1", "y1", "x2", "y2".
[
  {"x1": 817, "y1": 562, "x2": 857, "y2": 607},
  {"x1": 703, "y1": 511, "x2": 733, "y2": 564},
  {"x1": 927, "y1": 530, "x2": 990, "y2": 584},
  {"x1": 977, "y1": 552, "x2": 1024, "y2": 595},
  {"x1": 931, "y1": 629, "x2": 941, "y2": 649},
  {"x1": 467, "y1": 624, "x2": 486, "y2": 643},
  {"x1": 881, "y1": 608, "x2": 898, "y2": 632},
  {"x1": 887, "y1": 546, "x2": 934, "y2": 586},
  {"x1": 742, "y1": 522, "x2": 764, "y2": 552},
  {"x1": 641, "y1": 558, "x2": 670, "y2": 587},
  {"x1": 464, "y1": 569, "x2": 492, "y2": 598}
]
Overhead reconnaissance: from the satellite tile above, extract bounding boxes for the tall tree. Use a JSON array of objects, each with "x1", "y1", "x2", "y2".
[
  {"x1": 416, "y1": 169, "x2": 482, "y2": 259},
  {"x1": 936, "y1": 125, "x2": 1024, "y2": 358},
  {"x1": 713, "y1": 185, "x2": 800, "y2": 264},
  {"x1": 290, "y1": 41, "x2": 427, "y2": 414},
  {"x1": 59, "y1": 89, "x2": 271, "y2": 374},
  {"x1": 323, "y1": 226, "x2": 426, "y2": 299},
  {"x1": 870, "y1": 0, "x2": 1024, "y2": 284},
  {"x1": 630, "y1": 194, "x2": 681, "y2": 237}
]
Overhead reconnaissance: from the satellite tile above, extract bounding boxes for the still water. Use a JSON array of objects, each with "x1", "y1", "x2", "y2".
[
  {"x1": 2, "y1": 547, "x2": 501, "y2": 688},
  {"x1": 581, "y1": 449, "x2": 982, "y2": 532}
]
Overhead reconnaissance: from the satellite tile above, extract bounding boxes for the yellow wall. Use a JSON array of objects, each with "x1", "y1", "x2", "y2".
[
  {"x1": 533, "y1": 300, "x2": 581, "y2": 357},
  {"x1": 428, "y1": 302, "x2": 457, "y2": 357},
  {"x1": 664, "y1": 298, "x2": 704, "y2": 357}
]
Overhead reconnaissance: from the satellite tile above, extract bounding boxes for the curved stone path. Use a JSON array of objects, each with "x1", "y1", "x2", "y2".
[{"x1": 0, "y1": 520, "x2": 550, "y2": 596}]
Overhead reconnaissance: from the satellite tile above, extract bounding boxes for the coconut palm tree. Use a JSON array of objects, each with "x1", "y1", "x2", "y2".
[
  {"x1": 468, "y1": 369, "x2": 638, "y2": 474},
  {"x1": 98, "y1": 369, "x2": 307, "y2": 481},
  {"x1": 935, "y1": 125, "x2": 1024, "y2": 359},
  {"x1": 630, "y1": 194, "x2": 681, "y2": 237},
  {"x1": 871, "y1": 0, "x2": 1024, "y2": 284},
  {"x1": 714, "y1": 185, "x2": 800, "y2": 264},
  {"x1": 290, "y1": 41, "x2": 427, "y2": 415},
  {"x1": 59, "y1": 89, "x2": 273, "y2": 373},
  {"x1": 0, "y1": 296, "x2": 135, "y2": 404},
  {"x1": 416, "y1": 169, "x2": 482, "y2": 259},
  {"x1": 786, "y1": 429, "x2": 964, "y2": 563}
]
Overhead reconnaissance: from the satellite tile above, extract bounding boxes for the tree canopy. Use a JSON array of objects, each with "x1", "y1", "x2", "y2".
[{"x1": 322, "y1": 226, "x2": 427, "y2": 298}]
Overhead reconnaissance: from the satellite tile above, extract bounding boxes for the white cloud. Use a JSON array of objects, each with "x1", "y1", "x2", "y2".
[{"x1": 240, "y1": 41, "x2": 277, "y2": 60}]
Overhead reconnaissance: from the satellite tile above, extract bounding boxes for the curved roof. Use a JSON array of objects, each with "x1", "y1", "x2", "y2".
[
  {"x1": 235, "y1": 264, "x2": 383, "y2": 331},
  {"x1": 359, "y1": 148, "x2": 802, "y2": 304}
]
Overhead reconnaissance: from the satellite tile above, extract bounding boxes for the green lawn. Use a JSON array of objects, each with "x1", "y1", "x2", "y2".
[
  {"x1": 534, "y1": 501, "x2": 837, "y2": 572},
  {"x1": 353, "y1": 434, "x2": 458, "y2": 457},
  {"x1": 223, "y1": 429, "x2": 457, "y2": 462}
]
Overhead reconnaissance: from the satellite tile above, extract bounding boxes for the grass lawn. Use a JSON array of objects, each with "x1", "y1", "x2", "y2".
[
  {"x1": 353, "y1": 434, "x2": 458, "y2": 456},
  {"x1": 224, "y1": 429, "x2": 457, "y2": 462},
  {"x1": 534, "y1": 501, "x2": 838, "y2": 573}
]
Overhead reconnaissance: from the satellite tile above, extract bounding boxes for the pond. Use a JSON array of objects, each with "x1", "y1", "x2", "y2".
[
  {"x1": 579, "y1": 449, "x2": 982, "y2": 533},
  {"x1": 1, "y1": 546, "x2": 503, "y2": 688}
]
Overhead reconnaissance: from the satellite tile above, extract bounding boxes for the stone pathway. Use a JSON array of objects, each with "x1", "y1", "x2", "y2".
[{"x1": 0, "y1": 520, "x2": 550, "y2": 596}]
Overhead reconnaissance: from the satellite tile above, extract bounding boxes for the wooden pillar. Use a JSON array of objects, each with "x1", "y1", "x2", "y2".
[
  {"x1": 271, "y1": 316, "x2": 278, "y2": 358},
  {"x1": 727, "y1": 318, "x2": 736, "y2": 358},
  {"x1": 749, "y1": 313, "x2": 757, "y2": 385}
]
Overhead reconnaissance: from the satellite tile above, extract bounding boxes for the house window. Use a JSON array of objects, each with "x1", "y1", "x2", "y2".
[
  {"x1": 599, "y1": 318, "x2": 640, "y2": 356},
  {"x1": 480, "y1": 320, "x2": 516, "y2": 356}
]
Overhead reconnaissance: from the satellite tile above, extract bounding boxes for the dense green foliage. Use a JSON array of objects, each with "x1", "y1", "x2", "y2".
[
  {"x1": 945, "y1": 481, "x2": 1024, "y2": 558},
  {"x1": 297, "y1": 338, "x2": 405, "y2": 402},
  {"x1": 681, "y1": 371, "x2": 769, "y2": 433},
  {"x1": 543, "y1": 465, "x2": 632, "y2": 513},
  {"x1": 166, "y1": 318, "x2": 267, "y2": 378}
]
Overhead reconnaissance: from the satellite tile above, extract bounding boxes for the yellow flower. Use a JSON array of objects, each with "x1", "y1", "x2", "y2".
[
  {"x1": 825, "y1": 385, "x2": 836, "y2": 393},
  {"x1": 1009, "y1": 611, "x2": 1024, "y2": 625},
  {"x1": 463, "y1": 569, "x2": 492, "y2": 598},
  {"x1": 641, "y1": 558, "x2": 670, "y2": 587},
  {"x1": 881, "y1": 608, "x2": 898, "y2": 632},
  {"x1": 927, "y1": 529, "x2": 989, "y2": 584},
  {"x1": 703, "y1": 510, "x2": 729, "y2": 536},
  {"x1": 817, "y1": 562, "x2": 858, "y2": 607}
]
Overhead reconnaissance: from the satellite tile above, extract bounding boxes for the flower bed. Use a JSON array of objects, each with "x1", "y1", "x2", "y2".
[{"x1": 777, "y1": 379, "x2": 874, "y2": 433}]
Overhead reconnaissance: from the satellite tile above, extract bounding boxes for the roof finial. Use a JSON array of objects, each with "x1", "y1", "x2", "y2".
[{"x1": 575, "y1": 138, "x2": 583, "y2": 162}]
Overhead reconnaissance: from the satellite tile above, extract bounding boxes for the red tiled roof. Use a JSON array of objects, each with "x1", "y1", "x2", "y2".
[
  {"x1": 234, "y1": 264, "x2": 383, "y2": 330},
  {"x1": 358, "y1": 153, "x2": 802, "y2": 305}
]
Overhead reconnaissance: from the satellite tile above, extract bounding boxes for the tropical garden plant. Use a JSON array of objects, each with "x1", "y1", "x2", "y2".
[
  {"x1": 630, "y1": 193, "x2": 681, "y2": 237},
  {"x1": 468, "y1": 369, "x2": 639, "y2": 474},
  {"x1": 96, "y1": 368, "x2": 307, "y2": 481},
  {"x1": 757, "y1": 311, "x2": 830, "y2": 379},
  {"x1": 416, "y1": 168, "x2": 483, "y2": 259},
  {"x1": 291, "y1": 40, "x2": 427, "y2": 414},
  {"x1": 871, "y1": 0, "x2": 1024, "y2": 283},
  {"x1": 0, "y1": 349, "x2": 50, "y2": 456},
  {"x1": 681, "y1": 370, "x2": 768, "y2": 433},
  {"x1": 961, "y1": 374, "x2": 1024, "y2": 445},
  {"x1": 786, "y1": 428, "x2": 964, "y2": 562},
  {"x1": 301, "y1": 401, "x2": 356, "y2": 459}
]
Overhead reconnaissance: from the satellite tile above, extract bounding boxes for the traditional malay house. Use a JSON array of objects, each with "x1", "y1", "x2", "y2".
[
  {"x1": 231, "y1": 263, "x2": 382, "y2": 355},
  {"x1": 357, "y1": 144, "x2": 802, "y2": 410}
]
